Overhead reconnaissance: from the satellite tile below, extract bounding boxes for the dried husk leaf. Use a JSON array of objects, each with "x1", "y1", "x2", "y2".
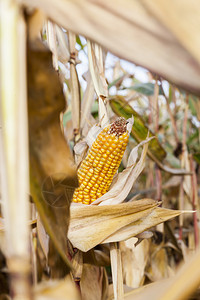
[
  {"x1": 182, "y1": 148, "x2": 191, "y2": 198},
  {"x1": 68, "y1": 32, "x2": 81, "y2": 138},
  {"x1": 102, "y1": 207, "x2": 181, "y2": 244},
  {"x1": 146, "y1": 245, "x2": 172, "y2": 282},
  {"x1": 35, "y1": 275, "x2": 80, "y2": 300},
  {"x1": 110, "y1": 242, "x2": 124, "y2": 300},
  {"x1": 55, "y1": 25, "x2": 70, "y2": 64},
  {"x1": 87, "y1": 41, "x2": 108, "y2": 99},
  {"x1": 124, "y1": 245, "x2": 200, "y2": 300},
  {"x1": 68, "y1": 199, "x2": 158, "y2": 252},
  {"x1": 87, "y1": 40, "x2": 109, "y2": 126},
  {"x1": 80, "y1": 73, "x2": 95, "y2": 134},
  {"x1": 120, "y1": 239, "x2": 150, "y2": 288},
  {"x1": 46, "y1": 20, "x2": 59, "y2": 70},
  {"x1": 80, "y1": 264, "x2": 108, "y2": 300}
]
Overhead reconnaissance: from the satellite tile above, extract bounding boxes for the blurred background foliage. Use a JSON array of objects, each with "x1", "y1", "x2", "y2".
[{"x1": 0, "y1": 1, "x2": 200, "y2": 299}]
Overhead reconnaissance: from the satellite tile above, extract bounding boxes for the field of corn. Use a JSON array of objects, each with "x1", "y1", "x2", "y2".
[{"x1": 0, "y1": 1, "x2": 200, "y2": 299}]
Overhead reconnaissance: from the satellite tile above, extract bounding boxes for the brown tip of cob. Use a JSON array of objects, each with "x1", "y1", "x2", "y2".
[{"x1": 108, "y1": 117, "x2": 127, "y2": 137}]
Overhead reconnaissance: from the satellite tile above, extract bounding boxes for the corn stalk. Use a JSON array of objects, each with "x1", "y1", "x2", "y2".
[{"x1": 0, "y1": 0, "x2": 31, "y2": 298}]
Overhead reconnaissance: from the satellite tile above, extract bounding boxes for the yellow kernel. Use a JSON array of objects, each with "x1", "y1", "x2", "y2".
[
  {"x1": 95, "y1": 167, "x2": 102, "y2": 172},
  {"x1": 101, "y1": 169, "x2": 107, "y2": 174},
  {"x1": 90, "y1": 191, "x2": 96, "y2": 196},
  {"x1": 90, "y1": 198, "x2": 96, "y2": 203},
  {"x1": 100, "y1": 148, "x2": 106, "y2": 153},
  {"x1": 83, "y1": 200, "x2": 90, "y2": 205},
  {"x1": 80, "y1": 183, "x2": 86, "y2": 188},
  {"x1": 101, "y1": 157, "x2": 107, "y2": 162},
  {"x1": 111, "y1": 162, "x2": 116, "y2": 167}
]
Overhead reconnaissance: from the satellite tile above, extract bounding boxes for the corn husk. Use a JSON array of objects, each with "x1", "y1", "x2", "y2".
[{"x1": 68, "y1": 200, "x2": 181, "y2": 252}]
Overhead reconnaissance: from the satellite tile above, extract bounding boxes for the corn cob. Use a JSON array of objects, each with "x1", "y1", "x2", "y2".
[{"x1": 72, "y1": 117, "x2": 129, "y2": 204}]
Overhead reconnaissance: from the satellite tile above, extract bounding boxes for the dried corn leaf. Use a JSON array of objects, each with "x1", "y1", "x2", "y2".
[
  {"x1": 92, "y1": 136, "x2": 154, "y2": 205},
  {"x1": 110, "y1": 242, "x2": 124, "y2": 300},
  {"x1": 28, "y1": 44, "x2": 77, "y2": 269},
  {"x1": 146, "y1": 245, "x2": 172, "y2": 282},
  {"x1": 102, "y1": 207, "x2": 181, "y2": 244},
  {"x1": 68, "y1": 32, "x2": 81, "y2": 138},
  {"x1": 121, "y1": 239, "x2": 149, "y2": 288},
  {"x1": 124, "y1": 244, "x2": 200, "y2": 300},
  {"x1": 80, "y1": 264, "x2": 108, "y2": 300},
  {"x1": 87, "y1": 41, "x2": 109, "y2": 126},
  {"x1": 144, "y1": 0, "x2": 200, "y2": 65},
  {"x1": 35, "y1": 275, "x2": 80, "y2": 300},
  {"x1": 81, "y1": 73, "x2": 95, "y2": 134},
  {"x1": 87, "y1": 41, "x2": 108, "y2": 99},
  {"x1": 21, "y1": 0, "x2": 200, "y2": 94},
  {"x1": 55, "y1": 25, "x2": 70, "y2": 64},
  {"x1": 68, "y1": 199, "x2": 157, "y2": 252}
]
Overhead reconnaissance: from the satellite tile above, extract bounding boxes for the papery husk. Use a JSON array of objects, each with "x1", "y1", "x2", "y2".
[
  {"x1": 68, "y1": 199, "x2": 157, "y2": 252},
  {"x1": 102, "y1": 207, "x2": 181, "y2": 244}
]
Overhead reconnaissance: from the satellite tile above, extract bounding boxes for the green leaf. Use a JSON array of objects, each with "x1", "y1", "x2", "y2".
[
  {"x1": 193, "y1": 153, "x2": 200, "y2": 165},
  {"x1": 76, "y1": 35, "x2": 86, "y2": 50},
  {"x1": 109, "y1": 95, "x2": 166, "y2": 162},
  {"x1": 189, "y1": 95, "x2": 199, "y2": 116},
  {"x1": 128, "y1": 82, "x2": 163, "y2": 96}
]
